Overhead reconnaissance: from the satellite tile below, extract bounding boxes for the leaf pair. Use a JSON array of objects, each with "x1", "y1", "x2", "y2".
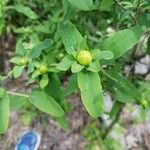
[{"x1": 58, "y1": 21, "x2": 104, "y2": 117}]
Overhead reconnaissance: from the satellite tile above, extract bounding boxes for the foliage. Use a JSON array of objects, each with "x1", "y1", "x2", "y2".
[{"x1": 0, "y1": 0, "x2": 150, "y2": 149}]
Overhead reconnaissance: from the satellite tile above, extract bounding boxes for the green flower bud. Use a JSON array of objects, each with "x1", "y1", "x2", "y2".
[
  {"x1": 77, "y1": 50, "x2": 92, "y2": 66},
  {"x1": 58, "y1": 53, "x2": 65, "y2": 59},
  {"x1": 20, "y1": 58, "x2": 28, "y2": 66},
  {"x1": 140, "y1": 99, "x2": 148, "y2": 108},
  {"x1": 24, "y1": 27, "x2": 31, "y2": 33},
  {"x1": 38, "y1": 64, "x2": 48, "y2": 74}
]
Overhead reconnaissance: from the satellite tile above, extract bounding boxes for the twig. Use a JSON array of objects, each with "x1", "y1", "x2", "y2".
[
  {"x1": 113, "y1": 0, "x2": 138, "y2": 25},
  {"x1": 135, "y1": 0, "x2": 141, "y2": 19},
  {"x1": 7, "y1": 91, "x2": 29, "y2": 98},
  {"x1": 102, "y1": 104, "x2": 124, "y2": 139},
  {"x1": 135, "y1": 29, "x2": 150, "y2": 56}
]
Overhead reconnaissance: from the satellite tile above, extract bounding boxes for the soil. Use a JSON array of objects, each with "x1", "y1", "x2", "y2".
[{"x1": 0, "y1": 93, "x2": 89, "y2": 150}]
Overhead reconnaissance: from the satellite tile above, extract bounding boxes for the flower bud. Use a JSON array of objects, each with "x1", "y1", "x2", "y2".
[
  {"x1": 140, "y1": 99, "x2": 148, "y2": 109},
  {"x1": 38, "y1": 64, "x2": 48, "y2": 74},
  {"x1": 20, "y1": 58, "x2": 28, "y2": 66},
  {"x1": 77, "y1": 50, "x2": 92, "y2": 66}
]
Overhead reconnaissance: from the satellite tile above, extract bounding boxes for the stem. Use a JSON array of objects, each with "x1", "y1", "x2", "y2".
[
  {"x1": 135, "y1": 0, "x2": 141, "y2": 19},
  {"x1": 102, "y1": 104, "x2": 124, "y2": 139},
  {"x1": 113, "y1": 0, "x2": 138, "y2": 25},
  {"x1": 135, "y1": 29, "x2": 150, "y2": 56},
  {"x1": 7, "y1": 91, "x2": 29, "y2": 98}
]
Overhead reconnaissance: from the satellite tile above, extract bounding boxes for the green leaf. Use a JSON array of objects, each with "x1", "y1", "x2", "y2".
[
  {"x1": 31, "y1": 70, "x2": 41, "y2": 79},
  {"x1": 48, "y1": 66, "x2": 60, "y2": 73},
  {"x1": 40, "y1": 74, "x2": 49, "y2": 88},
  {"x1": 0, "y1": 0, "x2": 5, "y2": 33},
  {"x1": 87, "y1": 60, "x2": 101, "y2": 72},
  {"x1": 114, "y1": 90, "x2": 136, "y2": 103},
  {"x1": 13, "y1": 27, "x2": 32, "y2": 34},
  {"x1": 9, "y1": 4, "x2": 38, "y2": 19},
  {"x1": 0, "y1": 18, "x2": 4, "y2": 35},
  {"x1": 10, "y1": 96, "x2": 26, "y2": 110},
  {"x1": 34, "y1": 22, "x2": 51, "y2": 34},
  {"x1": 138, "y1": 81, "x2": 150, "y2": 93},
  {"x1": 140, "y1": 14, "x2": 150, "y2": 27},
  {"x1": 58, "y1": 21, "x2": 82, "y2": 54},
  {"x1": 104, "y1": 70, "x2": 140, "y2": 103},
  {"x1": 63, "y1": 0, "x2": 78, "y2": 23},
  {"x1": 104, "y1": 26, "x2": 145, "y2": 59},
  {"x1": 68, "y1": 0, "x2": 94, "y2": 11},
  {"x1": 9, "y1": 57, "x2": 22, "y2": 65},
  {"x1": 63, "y1": 74, "x2": 78, "y2": 96},
  {"x1": 16, "y1": 39, "x2": 26, "y2": 56},
  {"x1": 92, "y1": 49, "x2": 113, "y2": 61},
  {"x1": 57, "y1": 55, "x2": 74, "y2": 71},
  {"x1": 29, "y1": 39, "x2": 53, "y2": 59},
  {"x1": 29, "y1": 91, "x2": 64, "y2": 117},
  {"x1": 110, "y1": 101, "x2": 123, "y2": 119},
  {"x1": 99, "y1": 0, "x2": 114, "y2": 11},
  {"x1": 0, "y1": 75, "x2": 7, "y2": 83},
  {"x1": 45, "y1": 74, "x2": 62, "y2": 102},
  {"x1": 78, "y1": 36, "x2": 88, "y2": 50},
  {"x1": 26, "y1": 78, "x2": 36, "y2": 85},
  {"x1": 77, "y1": 71, "x2": 103, "y2": 117},
  {"x1": 104, "y1": 138, "x2": 123, "y2": 150},
  {"x1": 46, "y1": 51, "x2": 55, "y2": 65},
  {"x1": 0, "y1": 91, "x2": 10, "y2": 134},
  {"x1": 27, "y1": 63, "x2": 34, "y2": 74},
  {"x1": 92, "y1": 49, "x2": 101, "y2": 58},
  {"x1": 71, "y1": 61, "x2": 84, "y2": 73},
  {"x1": 97, "y1": 51, "x2": 114, "y2": 60},
  {"x1": 147, "y1": 36, "x2": 150, "y2": 54},
  {"x1": 142, "y1": 89, "x2": 150, "y2": 103},
  {"x1": 13, "y1": 66, "x2": 25, "y2": 78},
  {"x1": 0, "y1": 75, "x2": 7, "y2": 84}
]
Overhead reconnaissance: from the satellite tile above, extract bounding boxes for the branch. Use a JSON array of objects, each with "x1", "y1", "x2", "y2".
[
  {"x1": 102, "y1": 104, "x2": 124, "y2": 139},
  {"x1": 135, "y1": 29, "x2": 150, "y2": 56},
  {"x1": 7, "y1": 91, "x2": 29, "y2": 98},
  {"x1": 113, "y1": 0, "x2": 138, "y2": 25},
  {"x1": 135, "y1": 0, "x2": 141, "y2": 19}
]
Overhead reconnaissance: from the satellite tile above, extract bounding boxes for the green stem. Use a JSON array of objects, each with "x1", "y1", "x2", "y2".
[
  {"x1": 113, "y1": 0, "x2": 138, "y2": 25},
  {"x1": 7, "y1": 91, "x2": 29, "y2": 98},
  {"x1": 102, "y1": 104, "x2": 124, "y2": 139}
]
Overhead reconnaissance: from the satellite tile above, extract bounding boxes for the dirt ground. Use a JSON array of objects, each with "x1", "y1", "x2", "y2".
[
  {"x1": 0, "y1": 94, "x2": 89, "y2": 150},
  {"x1": 0, "y1": 93, "x2": 150, "y2": 150}
]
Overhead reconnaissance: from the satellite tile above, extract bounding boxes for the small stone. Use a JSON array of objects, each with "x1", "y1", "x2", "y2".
[
  {"x1": 104, "y1": 92, "x2": 113, "y2": 113},
  {"x1": 106, "y1": 27, "x2": 115, "y2": 35},
  {"x1": 134, "y1": 62, "x2": 148, "y2": 75},
  {"x1": 145, "y1": 74, "x2": 150, "y2": 80},
  {"x1": 140, "y1": 55, "x2": 150, "y2": 66}
]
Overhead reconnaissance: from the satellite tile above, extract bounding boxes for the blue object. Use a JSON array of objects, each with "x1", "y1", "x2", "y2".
[{"x1": 15, "y1": 131, "x2": 41, "y2": 150}]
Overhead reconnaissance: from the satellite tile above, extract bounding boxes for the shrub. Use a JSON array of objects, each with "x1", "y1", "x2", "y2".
[{"x1": 0, "y1": 0, "x2": 150, "y2": 148}]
